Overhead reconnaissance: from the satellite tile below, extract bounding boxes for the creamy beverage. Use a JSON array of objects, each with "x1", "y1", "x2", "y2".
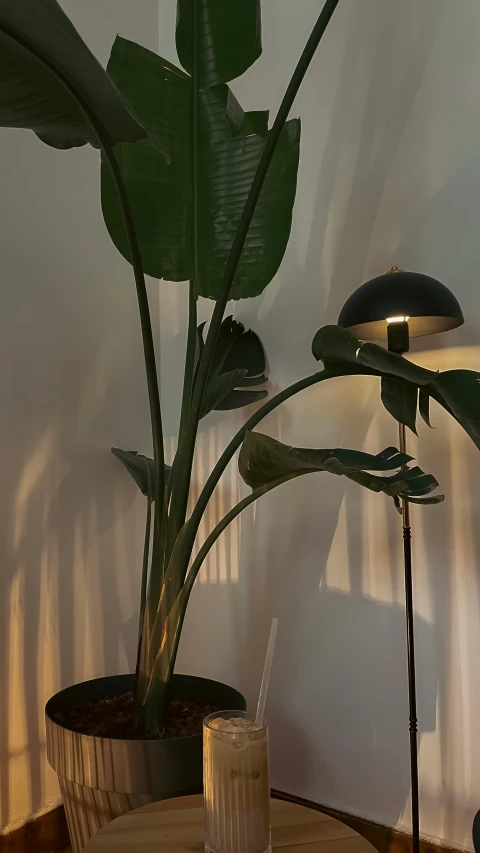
[{"x1": 203, "y1": 712, "x2": 270, "y2": 853}]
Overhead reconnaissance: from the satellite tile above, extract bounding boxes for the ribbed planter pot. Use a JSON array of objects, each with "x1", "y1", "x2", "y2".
[{"x1": 46, "y1": 673, "x2": 246, "y2": 853}]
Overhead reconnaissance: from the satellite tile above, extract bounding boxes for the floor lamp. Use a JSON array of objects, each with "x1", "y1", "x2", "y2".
[{"x1": 338, "y1": 267, "x2": 464, "y2": 853}]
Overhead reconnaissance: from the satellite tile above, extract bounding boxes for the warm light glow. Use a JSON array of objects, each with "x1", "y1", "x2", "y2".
[{"x1": 386, "y1": 315, "x2": 410, "y2": 324}]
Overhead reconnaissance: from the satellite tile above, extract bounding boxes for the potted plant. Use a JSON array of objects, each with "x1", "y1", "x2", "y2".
[{"x1": 3, "y1": 1, "x2": 480, "y2": 851}]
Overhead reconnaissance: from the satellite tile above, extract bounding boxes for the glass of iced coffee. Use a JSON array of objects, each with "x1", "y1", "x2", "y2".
[{"x1": 203, "y1": 711, "x2": 270, "y2": 853}]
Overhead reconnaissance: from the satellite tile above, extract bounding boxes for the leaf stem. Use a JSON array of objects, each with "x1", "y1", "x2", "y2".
[
  {"x1": 156, "y1": 473, "x2": 305, "y2": 688},
  {"x1": 166, "y1": 283, "x2": 198, "y2": 555},
  {"x1": 179, "y1": 283, "x2": 198, "y2": 439},
  {"x1": 178, "y1": 364, "x2": 380, "y2": 570},
  {"x1": 171, "y1": 0, "x2": 342, "y2": 535},
  {"x1": 106, "y1": 150, "x2": 165, "y2": 513},
  {"x1": 134, "y1": 495, "x2": 152, "y2": 683}
]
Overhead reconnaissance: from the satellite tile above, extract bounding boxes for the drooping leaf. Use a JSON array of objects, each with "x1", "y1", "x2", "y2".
[
  {"x1": 194, "y1": 321, "x2": 207, "y2": 376},
  {"x1": 312, "y1": 324, "x2": 480, "y2": 455},
  {"x1": 0, "y1": 0, "x2": 146, "y2": 150},
  {"x1": 312, "y1": 325, "x2": 435, "y2": 386},
  {"x1": 430, "y1": 370, "x2": 480, "y2": 421},
  {"x1": 429, "y1": 370, "x2": 480, "y2": 451},
  {"x1": 239, "y1": 431, "x2": 443, "y2": 504},
  {"x1": 405, "y1": 495, "x2": 445, "y2": 505},
  {"x1": 357, "y1": 342, "x2": 435, "y2": 386},
  {"x1": 200, "y1": 369, "x2": 247, "y2": 418},
  {"x1": 381, "y1": 377, "x2": 418, "y2": 435},
  {"x1": 394, "y1": 492, "x2": 444, "y2": 509},
  {"x1": 211, "y1": 316, "x2": 266, "y2": 378},
  {"x1": 175, "y1": 0, "x2": 262, "y2": 87},
  {"x1": 101, "y1": 28, "x2": 300, "y2": 298},
  {"x1": 112, "y1": 448, "x2": 171, "y2": 500},
  {"x1": 312, "y1": 325, "x2": 360, "y2": 369},
  {"x1": 318, "y1": 446, "x2": 414, "y2": 471},
  {"x1": 198, "y1": 316, "x2": 268, "y2": 415},
  {"x1": 419, "y1": 386, "x2": 433, "y2": 428}
]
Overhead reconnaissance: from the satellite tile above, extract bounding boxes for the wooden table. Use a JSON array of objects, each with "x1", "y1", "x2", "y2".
[{"x1": 84, "y1": 794, "x2": 377, "y2": 853}]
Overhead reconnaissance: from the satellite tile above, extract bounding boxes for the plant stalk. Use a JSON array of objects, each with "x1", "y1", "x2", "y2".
[
  {"x1": 164, "y1": 284, "x2": 198, "y2": 560},
  {"x1": 170, "y1": 0, "x2": 342, "y2": 535},
  {"x1": 166, "y1": 0, "x2": 201, "y2": 539},
  {"x1": 107, "y1": 152, "x2": 165, "y2": 513},
  {"x1": 179, "y1": 283, "x2": 198, "y2": 440},
  {"x1": 134, "y1": 495, "x2": 152, "y2": 684},
  {"x1": 176, "y1": 363, "x2": 385, "y2": 574}
]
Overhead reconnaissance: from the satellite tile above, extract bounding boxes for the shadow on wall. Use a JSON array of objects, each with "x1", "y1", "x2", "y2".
[
  {"x1": 0, "y1": 0, "x2": 161, "y2": 832},
  {"x1": 181, "y1": 361, "x2": 480, "y2": 842},
  {"x1": 221, "y1": 1, "x2": 480, "y2": 838},
  {"x1": 180, "y1": 380, "x2": 440, "y2": 831},
  {"x1": 251, "y1": 0, "x2": 480, "y2": 383},
  {"x1": 0, "y1": 135, "x2": 148, "y2": 830},
  {"x1": 4, "y1": 0, "x2": 480, "y2": 841}
]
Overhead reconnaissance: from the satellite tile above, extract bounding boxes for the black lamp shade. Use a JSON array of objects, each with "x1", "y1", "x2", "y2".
[{"x1": 338, "y1": 270, "x2": 464, "y2": 341}]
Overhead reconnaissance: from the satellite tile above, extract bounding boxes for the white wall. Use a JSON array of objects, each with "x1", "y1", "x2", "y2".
[
  {"x1": 174, "y1": 1, "x2": 480, "y2": 849},
  {"x1": 0, "y1": 0, "x2": 160, "y2": 832},
  {"x1": 2, "y1": 0, "x2": 480, "y2": 849}
]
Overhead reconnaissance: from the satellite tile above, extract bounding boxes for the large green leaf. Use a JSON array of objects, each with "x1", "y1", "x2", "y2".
[
  {"x1": 239, "y1": 432, "x2": 443, "y2": 504},
  {"x1": 312, "y1": 326, "x2": 435, "y2": 385},
  {"x1": 0, "y1": 0, "x2": 146, "y2": 149},
  {"x1": 313, "y1": 324, "x2": 480, "y2": 452},
  {"x1": 112, "y1": 448, "x2": 171, "y2": 500},
  {"x1": 101, "y1": 23, "x2": 299, "y2": 298},
  {"x1": 198, "y1": 316, "x2": 268, "y2": 415},
  {"x1": 175, "y1": 0, "x2": 262, "y2": 87},
  {"x1": 428, "y1": 370, "x2": 480, "y2": 451}
]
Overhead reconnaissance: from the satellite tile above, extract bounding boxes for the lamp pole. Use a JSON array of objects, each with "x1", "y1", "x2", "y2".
[
  {"x1": 338, "y1": 264, "x2": 464, "y2": 853},
  {"x1": 387, "y1": 314, "x2": 420, "y2": 853}
]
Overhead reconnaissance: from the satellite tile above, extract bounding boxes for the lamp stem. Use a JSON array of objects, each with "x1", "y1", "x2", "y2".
[{"x1": 398, "y1": 421, "x2": 420, "y2": 853}]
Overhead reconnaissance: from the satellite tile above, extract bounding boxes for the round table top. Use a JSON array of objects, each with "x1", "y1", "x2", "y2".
[{"x1": 84, "y1": 794, "x2": 377, "y2": 853}]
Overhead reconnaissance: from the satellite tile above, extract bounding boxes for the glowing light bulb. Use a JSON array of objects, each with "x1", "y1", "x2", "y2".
[{"x1": 386, "y1": 315, "x2": 410, "y2": 324}]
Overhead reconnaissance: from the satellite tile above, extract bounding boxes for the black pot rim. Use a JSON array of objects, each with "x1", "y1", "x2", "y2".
[{"x1": 45, "y1": 672, "x2": 246, "y2": 745}]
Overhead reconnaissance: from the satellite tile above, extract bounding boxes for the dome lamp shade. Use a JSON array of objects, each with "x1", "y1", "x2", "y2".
[{"x1": 337, "y1": 267, "x2": 464, "y2": 341}]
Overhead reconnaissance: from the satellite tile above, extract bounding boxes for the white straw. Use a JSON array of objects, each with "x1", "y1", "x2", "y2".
[{"x1": 256, "y1": 617, "x2": 279, "y2": 724}]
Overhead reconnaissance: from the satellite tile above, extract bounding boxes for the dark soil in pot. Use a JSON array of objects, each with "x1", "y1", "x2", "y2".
[{"x1": 54, "y1": 691, "x2": 221, "y2": 739}]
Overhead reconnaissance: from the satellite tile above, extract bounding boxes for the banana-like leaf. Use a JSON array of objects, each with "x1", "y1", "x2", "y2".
[
  {"x1": 175, "y1": 0, "x2": 262, "y2": 87},
  {"x1": 198, "y1": 316, "x2": 268, "y2": 416},
  {"x1": 101, "y1": 24, "x2": 300, "y2": 298},
  {"x1": 419, "y1": 386, "x2": 433, "y2": 428},
  {"x1": 312, "y1": 326, "x2": 434, "y2": 385},
  {"x1": 239, "y1": 431, "x2": 443, "y2": 504},
  {"x1": 112, "y1": 448, "x2": 171, "y2": 500},
  {"x1": 429, "y1": 370, "x2": 480, "y2": 450},
  {"x1": 381, "y1": 377, "x2": 418, "y2": 435},
  {"x1": 313, "y1": 324, "x2": 480, "y2": 452},
  {"x1": 0, "y1": 0, "x2": 146, "y2": 149}
]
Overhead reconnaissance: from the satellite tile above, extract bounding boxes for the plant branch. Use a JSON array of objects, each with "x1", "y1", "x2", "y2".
[
  {"x1": 177, "y1": 364, "x2": 382, "y2": 576},
  {"x1": 154, "y1": 473, "x2": 305, "y2": 689},
  {"x1": 165, "y1": 283, "x2": 198, "y2": 557},
  {"x1": 107, "y1": 151, "x2": 165, "y2": 514},
  {"x1": 134, "y1": 495, "x2": 152, "y2": 680},
  {"x1": 169, "y1": 0, "x2": 342, "y2": 538},
  {"x1": 179, "y1": 283, "x2": 198, "y2": 439}
]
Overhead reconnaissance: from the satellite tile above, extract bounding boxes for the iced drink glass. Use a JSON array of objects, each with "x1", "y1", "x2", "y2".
[{"x1": 203, "y1": 711, "x2": 270, "y2": 853}]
